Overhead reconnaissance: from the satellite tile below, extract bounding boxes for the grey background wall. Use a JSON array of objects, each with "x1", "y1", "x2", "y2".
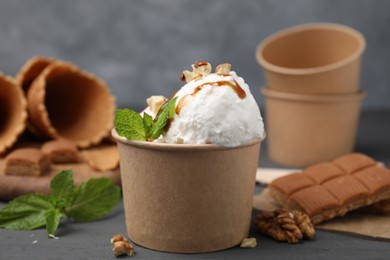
[{"x1": 0, "y1": 0, "x2": 389, "y2": 110}]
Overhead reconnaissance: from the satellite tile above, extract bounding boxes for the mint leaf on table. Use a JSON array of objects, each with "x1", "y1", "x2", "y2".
[
  {"x1": 114, "y1": 97, "x2": 177, "y2": 142},
  {"x1": 0, "y1": 170, "x2": 121, "y2": 237},
  {"x1": 0, "y1": 194, "x2": 53, "y2": 230},
  {"x1": 45, "y1": 208, "x2": 63, "y2": 236},
  {"x1": 65, "y1": 178, "x2": 120, "y2": 222},
  {"x1": 149, "y1": 97, "x2": 177, "y2": 140},
  {"x1": 115, "y1": 109, "x2": 146, "y2": 141},
  {"x1": 50, "y1": 170, "x2": 74, "y2": 208}
]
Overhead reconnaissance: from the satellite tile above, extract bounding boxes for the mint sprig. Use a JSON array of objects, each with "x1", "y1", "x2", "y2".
[
  {"x1": 115, "y1": 97, "x2": 177, "y2": 141},
  {"x1": 0, "y1": 170, "x2": 121, "y2": 237}
]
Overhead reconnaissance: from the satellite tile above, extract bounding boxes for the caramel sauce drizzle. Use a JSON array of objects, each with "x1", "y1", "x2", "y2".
[{"x1": 175, "y1": 79, "x2": 246, "y2": 115}]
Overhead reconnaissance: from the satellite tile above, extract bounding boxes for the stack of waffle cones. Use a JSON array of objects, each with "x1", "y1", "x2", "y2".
[{"x1": 0, "y1": 57, "x2": 116, "y2": 154}]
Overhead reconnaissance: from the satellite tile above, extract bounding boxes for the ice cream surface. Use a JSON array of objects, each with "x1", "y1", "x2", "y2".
[{"x1": 161, "y1": 62, "x2": 265, "y2": 147}]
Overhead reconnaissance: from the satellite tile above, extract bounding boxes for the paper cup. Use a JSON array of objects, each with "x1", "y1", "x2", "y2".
[
  {"x1": 112, "y1": 129, "x2": 261, "y2": 253},
  {"x1": 0, "y1": 73, "x2": 27, "y2": 154},
  {"x1": 261, "y1": 87, "x2": 364, "y2": 167},
  {"x1": 27, "y1": 61, "x2": 116, "y2": 147},
  {"x1": 256, "y1": 23, "x2": 365, "y2": 94}
]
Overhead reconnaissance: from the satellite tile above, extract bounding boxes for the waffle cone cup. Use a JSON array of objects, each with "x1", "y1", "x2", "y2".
[
  {"x1": 112, "y1": 129, "x2": 261, "y2": 253},
  {"x1": 0, "y1": 73, "x2": 27, "y2": 154},
  {"x1": 15, "y1": 56, "x2": 55, "y2": 94},
  {"x1": 256, "y1": 23, "x2": 365, "y2": 94},
  {"x1": 262, "y1": 87, "x2": 364, "y2": 167},
  {"x1": 27, "y1": 61, "x2": 116, "y2": 147}
]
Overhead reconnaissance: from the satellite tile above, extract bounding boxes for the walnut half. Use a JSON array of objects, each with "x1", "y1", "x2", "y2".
[{"x1": 254, "y1": 208, "x2": 315, "y2": 244}]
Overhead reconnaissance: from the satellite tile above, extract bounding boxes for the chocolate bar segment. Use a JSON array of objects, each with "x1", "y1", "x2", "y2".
[
  {"x1": 270, "y1": 173, "x2": 314, "y2": 198},
  {"x1": 333, "y1": 153, "x2": 376, "y2": 174},
  {"x1": 289, "y1": 186, "x2": 340, "y2": 217},
  {"x1": 353, "y1": 166, "x2": 390, "y2": 194},
  {"x1": 322, "y1": 175, "x2": 369, "y2": 204},
  {"x1": 304, "y1": 162, "x2": 346, "y2": 184}
]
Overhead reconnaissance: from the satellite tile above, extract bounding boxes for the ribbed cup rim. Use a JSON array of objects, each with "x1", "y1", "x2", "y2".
[
  {"x1": 256, "y1": 23, "x2": 366, "y2": 75},
  {"x1": 261, "y1": 87, "x2": 365, "y2": 103},
  {"x1": 112, "y1": 129, "x2": 261, "y2": 151}
]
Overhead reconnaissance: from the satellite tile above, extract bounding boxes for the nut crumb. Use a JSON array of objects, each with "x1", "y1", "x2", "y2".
[
  {"x1": 215, "y1": 63, "x2": 231, "y2": 75},
  {"x1": 110, "y1": 234, "x2": 128, "y2": 244},
  {"x1": 180, "y1": 61, "x2": 212, "y2": 82},
  {"x1": 113, "y1": 241, "x2": 136, "y2": 257},
  {"x1": 240, "y1": 237, "x2": 257, "y2": 248},
  {"x1": 146, "y1": 96, "x2": 167, "y2": 114},
  {"x1": 193, "y1": 61, "x2": 212, "y2": 76}
]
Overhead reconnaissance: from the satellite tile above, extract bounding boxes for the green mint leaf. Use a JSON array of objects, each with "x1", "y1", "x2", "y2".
[
  {"x1": 50, "y1": 170, "x2": 74, "y2": 208},
  {"x1": 45, "y1": 208, "x2": 63, "y2": 236},
  {"x1": 143, "y1": 112, "x2": 153, "y2": 137},
  {"x1": 65, "y1": 178, "x2": 120, "y2": 222},
  {"x1": 0, "y1": 194, "x2": 53, "y2": 230},
  {"x1": 149, "y1": 97, "x2": 177, "y2": 140},
  {"x1": 115, "y1": 109, "x2": 146, "y2": 141}
]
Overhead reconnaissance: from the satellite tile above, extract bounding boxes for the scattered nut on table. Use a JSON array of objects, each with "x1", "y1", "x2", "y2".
[
  {"x1": 110, "y1": 234, "x2": 128, "y2": 244},
  {"x1": 111, "y1": 234, "x2": 135, "y2": 257},
  {"x1": 254, "y1": 208, "x2": 315, "y2": 244},
  {"x1": 240, "y1": 237, "x2": 257, "y2": 248}
]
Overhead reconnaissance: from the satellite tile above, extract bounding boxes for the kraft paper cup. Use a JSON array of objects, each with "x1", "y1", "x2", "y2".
[
  {"x1": 261, "y1": 87, "x2": 364, "y2": 167},
  {"x1": 27, "y1": 61, "x2": 116, "y2": 147},
  {"x1": 112, "y1": 129, "x2": 261, "y2": 253},
  {"x1": 0, "y1": 73, "x2": 27, "y2": 154},
  {"x1": 256, "y1": 23, "x2": 365, "y2": 94}
]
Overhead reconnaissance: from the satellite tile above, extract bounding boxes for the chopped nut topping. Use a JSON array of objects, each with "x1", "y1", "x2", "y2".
[
  {"x1": 240, "y1": 237, "x2": 257, "y2": 248},
  {"x1": 194, "y1": 61, "x2": 212, "y2": 76},
  {"x1": 254, "y1": 208, "x2": 315, "y2": 244},
  {"x1": 112, "y1": 241, "x2": 136, "y2": 257},
  {"x1": 180, "y1": 61, "x2": 212, "y2": 82},
  {"x1": 110, "y1": 234, "x2": 128, "y2": 244},
  {"x1": 146, "y1": 96, "x2": 167, "y2": 114},
  {"x1": 215, "y1": 63, "x2": 231, "y2": 75},
  {"x1": 180, "y1": 70, "x2": 199, "y2": 83}
]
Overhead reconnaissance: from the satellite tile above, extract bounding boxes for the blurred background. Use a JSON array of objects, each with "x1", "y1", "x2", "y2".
[{"x1": 0, "y1": 0, "x2": 389, "y2": 111}]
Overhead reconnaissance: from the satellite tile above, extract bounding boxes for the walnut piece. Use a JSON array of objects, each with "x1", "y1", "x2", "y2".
[
  {"x1": 180, "y1": 70, "x2": 199, "y2": 82},
  {"x1": 146, "y1": 95, "x2": 167, "y2": 114},
  {"x1": 110, "y1": 234, "x2": 128, "y2": 244},
  {"x1": 254, "y1": 208, "x2": 315, "y2": 244},
  {"x1": 240, "y1": 237, "x2": 257, "y2": 248},
  {"x1": 215, "y1": 63, "x2": 231, "y2": 75},
  {"x1": 193, "y1": 61, "x2": 212, "y2": 76},
  {"x1": 112, "y1": 241, "x2": 136, "y2": 257},
  {"x1": 180, "y1": 61, "x2": 212, "y2": 82}
]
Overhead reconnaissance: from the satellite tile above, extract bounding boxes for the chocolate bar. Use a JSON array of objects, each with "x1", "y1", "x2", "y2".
[{"x1": 269, "y1": 153, "x2": 390, "y2": 224}]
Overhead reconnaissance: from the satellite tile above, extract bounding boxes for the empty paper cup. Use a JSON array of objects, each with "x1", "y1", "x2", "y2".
[
  {"x1": 27, "y1": 61, "x2": 116, "y2": 148},
  {"x1": 0, "y1": 73, "x2": 27, "y2": 154},
  {"x1": 112, "y1": 129, "x2": 261, "y2": 253},
  {"x1": 261, "y1": 87, "x2": 364, "y2": 167},
  {"x1": 256, "y1": 23, "x2": 365, "y2": 94}
]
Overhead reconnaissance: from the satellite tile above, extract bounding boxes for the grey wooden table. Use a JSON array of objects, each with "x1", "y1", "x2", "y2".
[{"x1": 1, "y1": 110, "x2": 389, "y2": 260}]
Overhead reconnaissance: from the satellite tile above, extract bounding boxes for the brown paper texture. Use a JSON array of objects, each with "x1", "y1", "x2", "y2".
[
  {"x1": 253, "y1": 189, "x2": 390, "y2": 240},
  {"x1": 114, "y1": 130, "x2": 261, "y2": 253},
  {"x1": 256, "y1": 23, "x2": 365, "y2": 95}
]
